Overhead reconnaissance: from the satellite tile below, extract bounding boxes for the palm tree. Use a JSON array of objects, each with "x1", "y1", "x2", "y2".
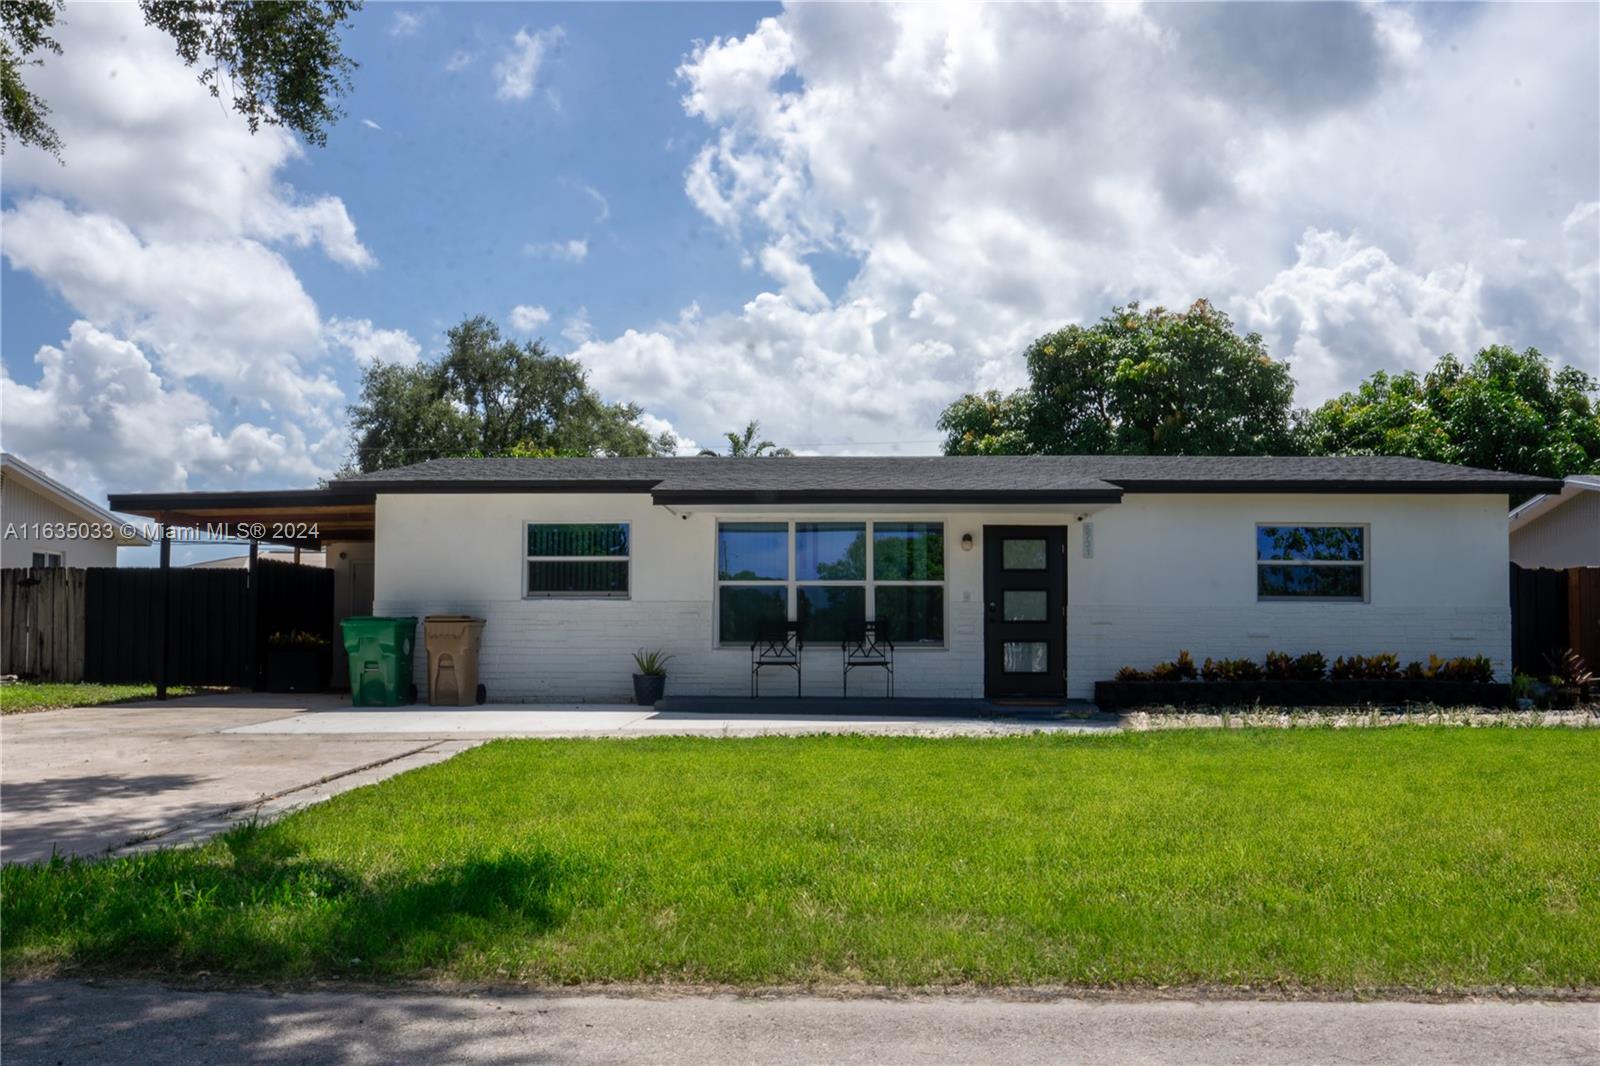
[{"x1": 699, "y1": 420, "x2": 794, "y2": 457}]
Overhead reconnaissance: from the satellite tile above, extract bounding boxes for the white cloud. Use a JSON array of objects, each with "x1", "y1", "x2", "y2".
[
  {"x1": 525, "y1": 237, "x2": 589, "y2": 262},
  {"x1": 361, "y1": 118, "x2": 382, "y2": 130},
  {"x1": 510, "y1": 304, "x2": 552, "y2": 332},
  {"x1": 0, "y1": 5, "x2": 405, "y2": 491},
  {"x1": 445, "y1": 50, "x2": 474, "y2": 73},
  {"x1": 3, "y1": 199, "x2": 336, "y2": 416},
  {"x1": 580, "y1": 184, "x2": 611, "y2": 223},
  {"x1": 326, "y1": 318, "x2": 422, "y2": 367},
  {"x1": 581, "y1": 2, "x2": 1598, "y2": 452},
  {"x1": 0, "y1": 3, "x2": 374, "y2": 269},
  {"x1": 494, "y1": 26, "x2": 564, "y2": 102},
  {"x1": 390, "y1": 10, "x2": 423, "y2": 38},
  {"x1": 561, "y1": 308, "x2": 595, "y2": 347},
  {"x1": 1, "y1": 322, "x2": 330, "y2": 496}
]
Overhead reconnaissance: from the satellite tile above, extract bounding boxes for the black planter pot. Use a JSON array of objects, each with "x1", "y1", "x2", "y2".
[
  {"x1": 632, "y1": 673, "x2": 667, "y2": 706},
  {"x1": 264, "y1": 644, "x2": 332, "y2": 693}
]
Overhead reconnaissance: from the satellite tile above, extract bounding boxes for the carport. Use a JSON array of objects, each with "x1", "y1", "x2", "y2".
[{"x1": 106, "y1": 486, "x2": 377, "y2": 697}]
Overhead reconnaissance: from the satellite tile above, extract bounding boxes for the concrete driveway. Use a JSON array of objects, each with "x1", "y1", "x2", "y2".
[{"x1": 1, "y1": 693, "x2": 1108, "y2": 864}]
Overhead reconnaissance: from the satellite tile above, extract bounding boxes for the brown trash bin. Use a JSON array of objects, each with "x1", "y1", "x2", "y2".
[{"x1": 423, "y1": 614, "x2": 487, "y2": 706}]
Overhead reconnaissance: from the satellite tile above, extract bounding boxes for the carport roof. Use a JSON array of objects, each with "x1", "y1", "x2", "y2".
[{"x1": 107, "y1": 487, "x2": 377, "y2": 546}]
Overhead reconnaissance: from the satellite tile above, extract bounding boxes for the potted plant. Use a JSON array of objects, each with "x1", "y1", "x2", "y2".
[
  {"x1": 1545, "y1": 649, "x2": 1594, "y2": 709},
  {"x1": 631, "y1": 648, "x2": 673, "y2": 706},
  {"x1": 265, "y1": 629, "x2": 332, "y2": 693}
]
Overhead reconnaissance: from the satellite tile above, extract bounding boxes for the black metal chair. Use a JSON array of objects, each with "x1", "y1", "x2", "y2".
[
  {"x1": 842, "y1": 620, "x2": 894, "y2": 697},
  {"x1": 751, "y1": 622, "x2": 803, "y2": 696}
]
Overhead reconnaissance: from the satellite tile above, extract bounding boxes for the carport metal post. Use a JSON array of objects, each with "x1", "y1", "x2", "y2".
[
  {"x1": 248, "y1": 537, "x2": 261, "y2": 689},
  {"x1": 157, "y1": 521, "x2": 170, "y2": 700}
]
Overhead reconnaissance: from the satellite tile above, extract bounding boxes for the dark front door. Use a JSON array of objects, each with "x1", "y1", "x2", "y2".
[{"x1": 983, "y1": 526, "x2": 1066, "y2": 698}]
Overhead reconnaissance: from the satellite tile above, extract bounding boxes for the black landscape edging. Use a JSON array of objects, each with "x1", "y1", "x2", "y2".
[{"x1": 1093, "y1": 678, "x2": 1511, "y2": 710}]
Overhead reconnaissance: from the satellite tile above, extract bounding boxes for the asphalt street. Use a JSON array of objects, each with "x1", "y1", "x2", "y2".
[{"x1": 3, "y1": 981, "x2": 1596, "y2": 1065}]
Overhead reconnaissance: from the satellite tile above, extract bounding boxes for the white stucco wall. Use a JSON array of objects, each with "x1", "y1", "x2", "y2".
[
  {"x1": 372, "y1": 490, "x2": 1512, "y2": 703},
  {"x1": 0, "y1": 476, "x2": 121, "y2": 569}
]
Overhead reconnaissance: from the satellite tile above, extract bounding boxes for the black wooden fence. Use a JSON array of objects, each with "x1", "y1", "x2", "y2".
[
  {"x1": 6, "y1": 558, "x2": 333, "y2": 690},
  {"x1": 1510, "y1": 563, "x2": 1600, "y2": 676},
  {"x1": 83, "y1": 567, "x2": 254, "y2": 686}
]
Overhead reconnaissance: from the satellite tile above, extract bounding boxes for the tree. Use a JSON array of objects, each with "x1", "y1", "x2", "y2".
[
  {"x1": 698, "y1": 420, "x2": 793, "y2": 457},
  {"x1": 3, "y1": 0, "x2": 361, "y2": 158},
  {"x1": 1298, "y1": 346, "x2": 1600, "y2": 478},
  {"x1": 348, "y1": 315, "x2": 676, "y2": 472},
  {"x1": 939, "y1": 300, "x2": 1298, "y2": 456}
]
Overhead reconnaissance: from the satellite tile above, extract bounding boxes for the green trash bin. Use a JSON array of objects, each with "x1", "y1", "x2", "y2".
[{"x1": 341, "y1": 616, "x2": 418, "y2": 707}]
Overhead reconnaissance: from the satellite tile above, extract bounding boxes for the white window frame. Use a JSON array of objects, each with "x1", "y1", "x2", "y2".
[
  {"x1": 713, "y1": 519, "x2": 947, "y2": 647},
  {"x1": 31, "y1": 550, "x2": 63, "y2": 569},
  {"x1": 524, "y1": 521, "x2": 631, "y2": 600},
  {"x1": 1255, "y1": 522, "x2": 1369, "y2": 603}
]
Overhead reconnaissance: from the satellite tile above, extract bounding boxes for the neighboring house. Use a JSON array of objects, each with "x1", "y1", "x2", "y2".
[
  {"x1": 1508, "y1": 476, "x2": 1600, "y2": 569},
  {"x1": 1, "y1": 453, "x2": 150, "y2": 568},
  {"x1": 109, "y1": 455, "x2": 1558, "y2": 703},
  {"x1": 188, "y1": 550, "x2": 327, "y2": 569}
]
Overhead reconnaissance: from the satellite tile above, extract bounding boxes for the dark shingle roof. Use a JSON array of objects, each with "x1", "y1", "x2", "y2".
[{"x1": 329, "y1": 454, "x2": 1560, "y2": 502}]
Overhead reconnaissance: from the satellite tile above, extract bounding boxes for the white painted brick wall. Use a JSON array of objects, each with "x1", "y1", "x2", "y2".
[
  {"x1": 378, "y1": 597, "x2": 987, "y2": 702},
  {"x1": 374, "y1": 490, "x2": 1513, "y2": 704}
]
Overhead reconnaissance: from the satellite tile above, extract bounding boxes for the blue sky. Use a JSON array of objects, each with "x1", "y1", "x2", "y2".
[{"x1": 3, "y1": 1, "x2": 1597, "y2": 519}]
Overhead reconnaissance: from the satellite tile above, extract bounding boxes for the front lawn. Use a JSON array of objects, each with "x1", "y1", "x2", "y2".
[
  {"x1": 0, "y1": 682, "x2": 200, "y2": 714},
  {"x1": 4, "y1": 729, "x2": 1597, "y2": 990}
]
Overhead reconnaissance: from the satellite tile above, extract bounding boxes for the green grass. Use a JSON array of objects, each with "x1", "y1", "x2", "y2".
[
  {"x1": 4, "y1": 729, "x2": 1598, "y2": 990},
  {"x1": 0, "y1": 682, "x2": 200, "y2": 714}
]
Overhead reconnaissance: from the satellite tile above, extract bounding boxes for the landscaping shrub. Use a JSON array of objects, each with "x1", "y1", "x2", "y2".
[
  {"x1": 1114, "y1": 650, "x2": 1496, "y2": 687},
  {"x1": 1331, "y1": 653, "x2": 1402, "y2": 680},
  {"x1": 1426, "y1": 654, "x2": 1495, "y2": 683},
  {"x1": 1150, "y1": 650, "x2": 1198, "y2": 682},
  {"x1": 1264, "y1": 650, "x2": 1327, "y2": 681},
  {"x1": 1201, "y1": 656, "x2": 1263, "y2": 682}
]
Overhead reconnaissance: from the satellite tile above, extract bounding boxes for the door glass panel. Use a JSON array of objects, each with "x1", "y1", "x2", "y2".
[
  {"x1": 1002, "y1": 590, "x2": 1048, "y2": 621},
  {"x1": 1001, "y1": 539, "x2": 1047, "y2": 570},
  {"x1": 1002, "y1": 641, "x2": 1049, "y2": 673}
]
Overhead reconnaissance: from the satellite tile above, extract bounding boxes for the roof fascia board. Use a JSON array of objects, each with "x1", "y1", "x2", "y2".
[
  {"x1": 650, "y1": 488, "x2": 1125, "y2": 505},
  {"x1": 1109, "y1": 479, "x2": 1562, "y2": 495}
]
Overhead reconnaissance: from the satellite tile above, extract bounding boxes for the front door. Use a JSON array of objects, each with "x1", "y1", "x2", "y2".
[{"x1": 982, "y1": 526, "x2": 1066, "y2": 698}]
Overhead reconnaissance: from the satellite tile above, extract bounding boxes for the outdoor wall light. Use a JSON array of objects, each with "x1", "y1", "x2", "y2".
[{"x1": 961, "y1": 533, "x2": 974, "y2": 551}]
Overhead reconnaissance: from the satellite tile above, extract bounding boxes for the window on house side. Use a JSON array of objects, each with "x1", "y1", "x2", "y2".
[
  {"x1": 526, "y1": 523, "x2": 629, "y2": 598},
  {"x1": 1255, "y1": 525, "x2": 1367, "y2": 601}
]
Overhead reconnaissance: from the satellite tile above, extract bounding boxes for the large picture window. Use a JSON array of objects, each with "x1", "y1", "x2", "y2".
[
  {"x1": 716, "y1": 520, "x2": 944, "y2": 645},
  {"x1": 1256, "y1": 524, "x2": 1366, "y2": 601},
  {"x1": 526, "y1": 522, "x2": 629, "y2": 598}
]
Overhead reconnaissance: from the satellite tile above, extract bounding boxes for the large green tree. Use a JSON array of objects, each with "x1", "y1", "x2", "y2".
[
  {"x1": 348, "y1": 315, "x2": 676, "y2": 472},
  {"x1": 939, "y1": 300, "x2": 1297, "y2": 456},
  {"x1": 1297, "y1": 346, "x2": 1600, "y2": 478},
  {"x1": 3, "y1": 0, "x2": 361, "y2": 157}
]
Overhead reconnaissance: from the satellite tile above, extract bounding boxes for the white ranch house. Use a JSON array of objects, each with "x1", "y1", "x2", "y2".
[{"x1": 110, "y1": 455, "x2": 1558, "y2": 703}]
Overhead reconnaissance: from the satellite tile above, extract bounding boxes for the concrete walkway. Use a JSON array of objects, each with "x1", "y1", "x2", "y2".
[
  {"x1": 2, "y1": 981, "x2": 1594, "y2": 1065},
  {"x1": 2, "y1": 693, "x2": 1109, "y2": 863}
]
